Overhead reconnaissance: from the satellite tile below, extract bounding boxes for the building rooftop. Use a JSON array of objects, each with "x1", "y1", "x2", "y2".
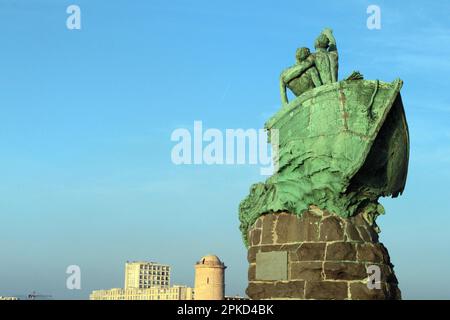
[
  {"x1": 197, "y1": 255, "x2": 225, "y2": 267},
  {"x1": 126, "y1": 261, "x2": 169, "y2": 266}
]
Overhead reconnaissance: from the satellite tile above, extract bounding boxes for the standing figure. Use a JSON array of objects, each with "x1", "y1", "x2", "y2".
[{"x1": 313, "y1": 28, "x2": 338, "y2": 84}]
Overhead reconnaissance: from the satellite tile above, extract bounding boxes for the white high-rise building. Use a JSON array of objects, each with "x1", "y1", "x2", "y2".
[{"x1": 124, "y1": 261, "x2": 170, "y2": 289}]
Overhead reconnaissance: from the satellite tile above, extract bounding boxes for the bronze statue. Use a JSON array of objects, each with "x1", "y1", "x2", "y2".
[{"x1": 279, "y1": 28, "x2": 338, "y2": 105}]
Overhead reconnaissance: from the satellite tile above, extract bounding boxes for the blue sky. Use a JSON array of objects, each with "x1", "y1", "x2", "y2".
[{"x1": 0, "y1": 0, "x2": 449, "y2": 299}]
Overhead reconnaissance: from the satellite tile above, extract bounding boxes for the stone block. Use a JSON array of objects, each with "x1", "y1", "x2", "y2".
[
  {"x1": 356, "y1": 226, "x2": 371, "y2": 242},
  {"x1": 250, "y1": 228, "x2": 262, "y2": 246},
  {"x1": 275, "y1": 212, "x2": 319, "y2": 243},
  {"x1": 300, "y1": 211, "x2": 321, "y2": 241},
  {"x1": 323, "y1": 262, "x2": 367, "y2": 280},
  {"x1": 325, "y1": 242, "x2": 357, "y2": 261},
  {"x1": 261, "y1": 214, "x2": 276, "y2": 244},
  {"x1": 290, "y1": 242, "x2": 326, "y2": 261},
  {"x1": 260, "y1": 245, "x2": 282, "y2": 252},
  {"x1": 357, "y1": 243, "x2": 386, "y2": 263},
  {"x1": 290, "y1": 261, "x2": 323, "y2": 281},
  {"x1": 248, "y1": 264, "x2": 256, "y2": 281},
  {"x1": 304, "y1": 281, "x2": 348, "y2": 300},
  {"x1": 247, "y1": 281, "x2": 305, "y2": 299},
  {"x1": 345, "y1": 222, "x2": 363, "y2": 242},
  {"x1": 254, "y1": 217, "x2": 263, "y2": 229},
  {"x1": 247, "y1": 247, "x2": 259, "y2": 263},
  {"x1": 319, "y1": 216, "x2": 345, "y2": 241}
]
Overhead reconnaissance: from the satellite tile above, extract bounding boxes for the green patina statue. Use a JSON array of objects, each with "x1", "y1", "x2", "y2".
[
  {"x1": 239, "y1": 28, "x2": 409, "y2": 246},
  {"x1": 280, "y1": 28, "x2": 338, "y2": 105}
]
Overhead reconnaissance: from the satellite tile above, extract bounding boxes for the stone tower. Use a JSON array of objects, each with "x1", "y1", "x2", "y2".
[{"x1": 194, "y1": 255, "x2": 226, "y2": 300}]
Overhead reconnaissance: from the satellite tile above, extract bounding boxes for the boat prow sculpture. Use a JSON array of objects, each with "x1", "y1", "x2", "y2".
[{"x1": 239, "y1": 29, "x2": 409, "y2": 300}]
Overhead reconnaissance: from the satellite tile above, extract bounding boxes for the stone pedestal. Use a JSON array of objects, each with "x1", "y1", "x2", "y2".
[{"x1": 246, "y1": 208, "x2": 401, "y2": 300}]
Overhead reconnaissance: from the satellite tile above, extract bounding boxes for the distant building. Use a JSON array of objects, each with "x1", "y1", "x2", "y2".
[
  {"x1": 90, "y1": 260, "x2": 193, "y2": 300},
  {"x1": 194, "y1": 255, "x2": 226, "y2": 300},
  {"x1": 90, "y1": 285, "x2": 193, "y2": 300},
  {"x1": 124, "y1": 261, "x2": 170, "y2": 289},
  {"x1": 90, "y1": 255, "x2": 228, "y2": 301},
  {"x1": 0, "y1": 296, "x2": 19, "y2": 300}
]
